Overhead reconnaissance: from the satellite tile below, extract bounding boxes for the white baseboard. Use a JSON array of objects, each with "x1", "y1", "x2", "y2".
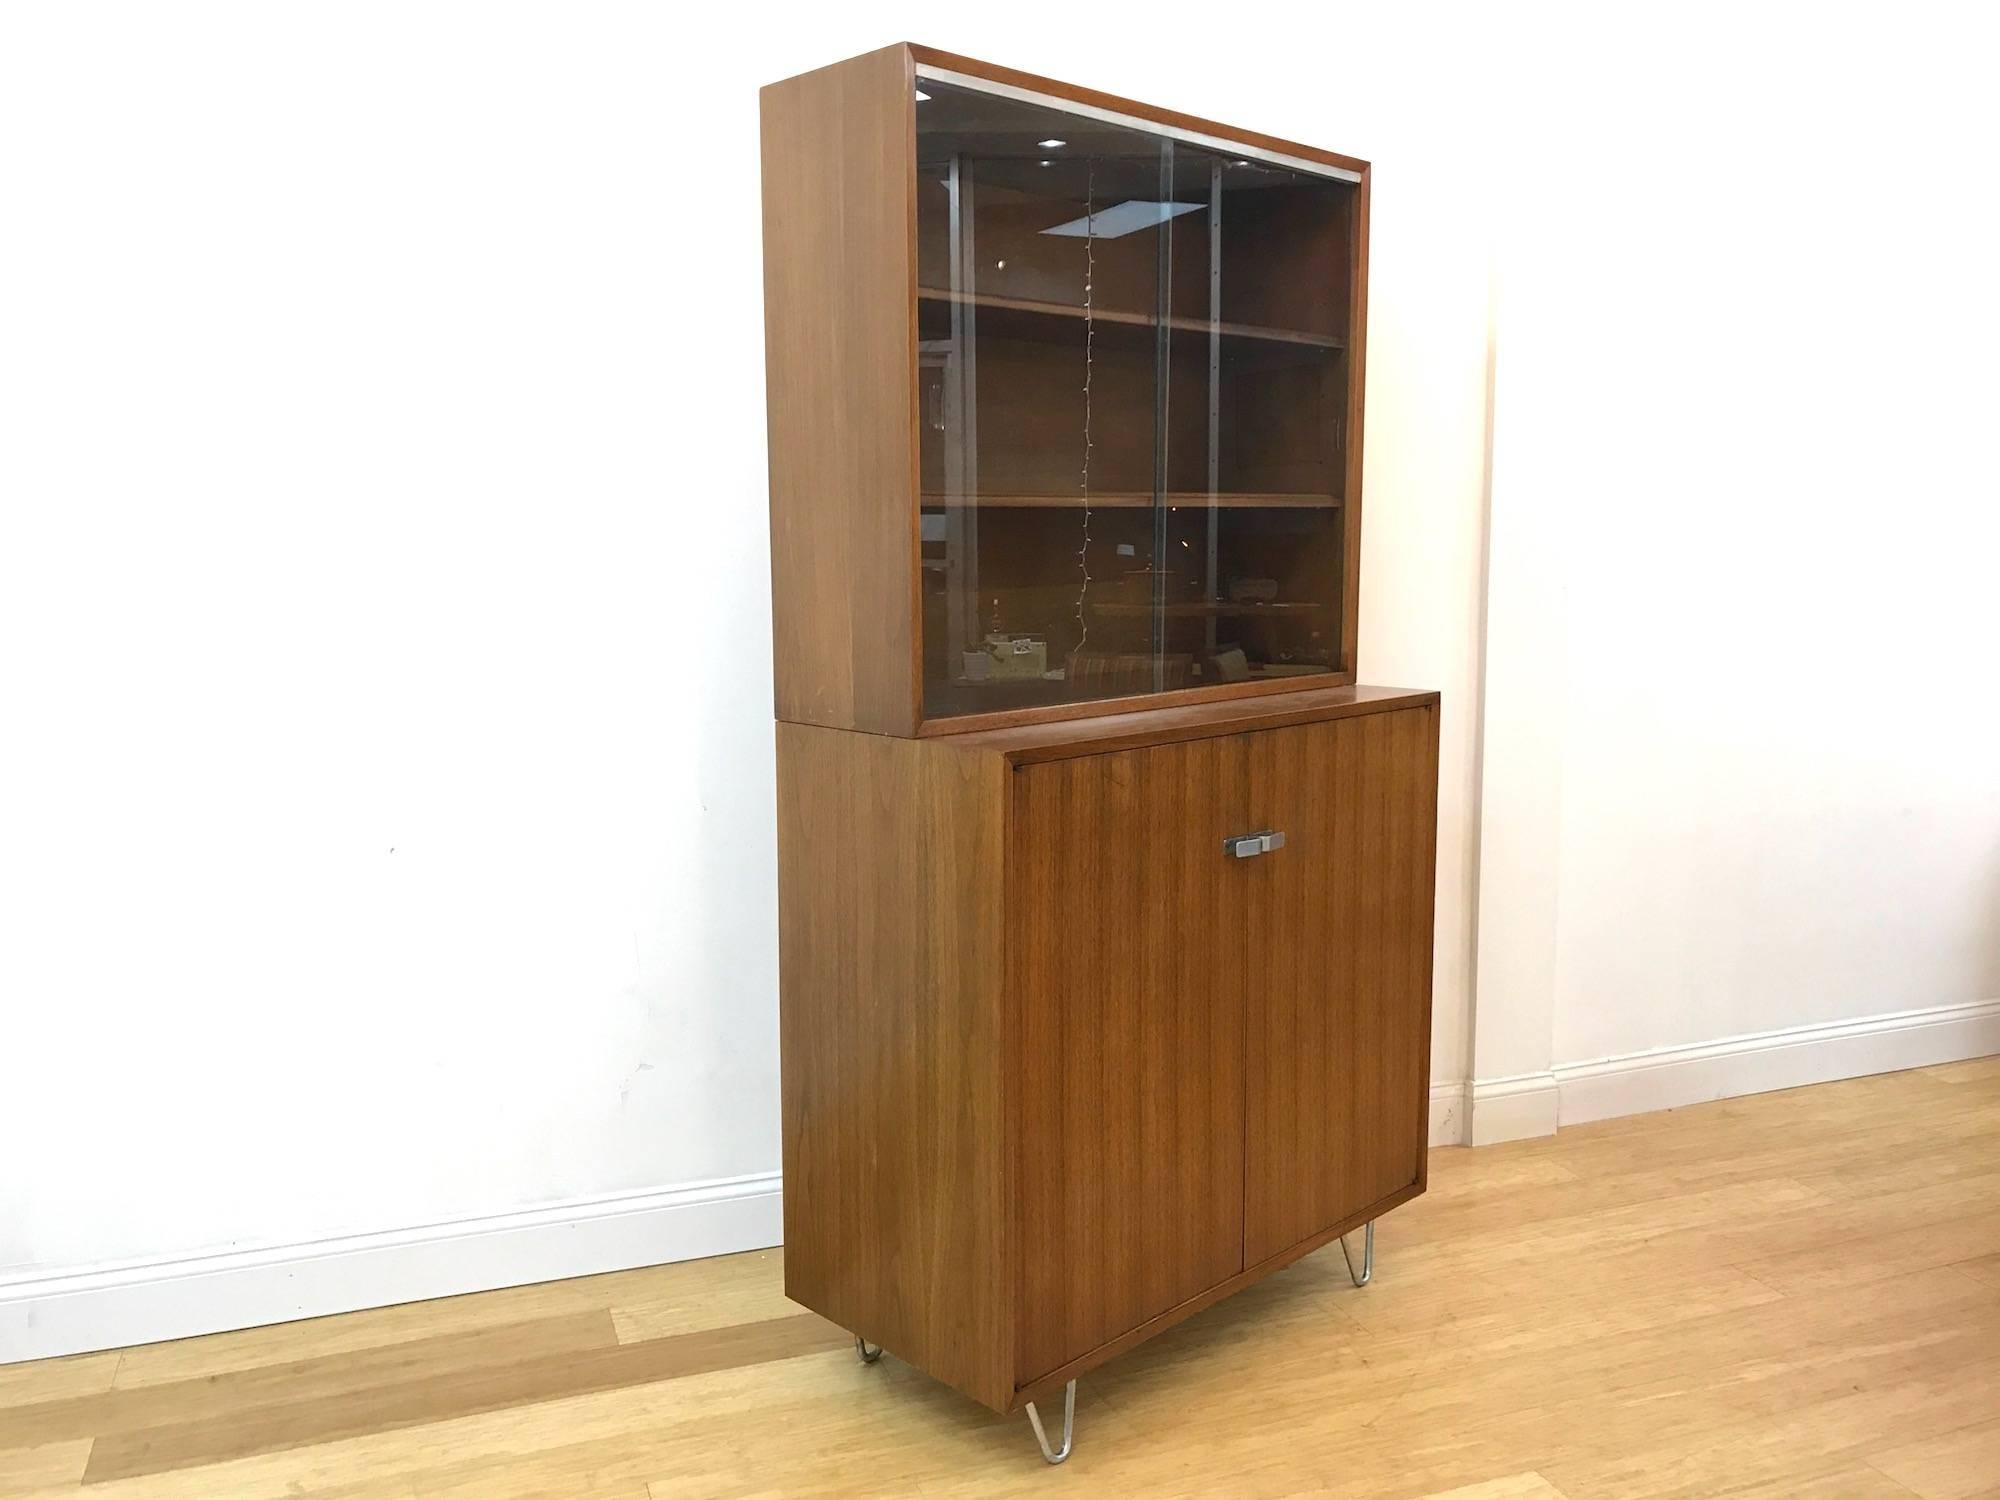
[
  {"x1": 12, "y1": 1002, "x2": 1991, "y2": 1367},
  {"x1": 1428, "y1": 1081, "x2": 1468, "y2": 1147},
  {"x1": 1443, "y1": 999, "x2": 2000, "y2": 1152},
  {"x1": 1553, "y1": 998, "x2": 2000, "y2": 1127},
  {"x1": 1468, "y1": 1071, "x2": 1561, "y2": 1145},
  {"x1": 0, "y1": 1171, "x2": 782, "y2": 1367}
]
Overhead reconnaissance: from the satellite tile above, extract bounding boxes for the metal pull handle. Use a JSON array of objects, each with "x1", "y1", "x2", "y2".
[{"x1": 1224, "y1": 830, "x2": 1286, "y2": 859}]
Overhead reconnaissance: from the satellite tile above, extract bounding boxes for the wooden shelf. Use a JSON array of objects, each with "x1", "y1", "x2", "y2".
[
  {"x1": 917, "y1": 287, "x2": 1345, "y2": 350},
  {"x1": 921, "y1": 491, "x2": 1340, "y2": 511},
  {"x1": 1089, "y1": 600, "x2": 1329, "y2": 619}
]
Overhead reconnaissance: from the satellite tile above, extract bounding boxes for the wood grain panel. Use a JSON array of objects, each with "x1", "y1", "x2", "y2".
[
  {"x1": 950, "y1": 683, "x2": 1437, "y2": 763},
  {"x1": 1010, "y1": 738, "x2": 1249, "y2": 1386},
  {"x1": 1243, "y1": 704, "x2": 1438, "y2": 1263},
  {"x1": 773, "y1": 724, "x2": 1011, "y2": 1410},
  {"x1": 761, "y1": 46, "x2": 919, "y2": 735}
]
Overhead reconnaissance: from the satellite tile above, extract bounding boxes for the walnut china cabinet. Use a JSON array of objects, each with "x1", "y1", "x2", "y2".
[{"x1": 761, "y1": 43, "x2": 1439, "y2": 1464}]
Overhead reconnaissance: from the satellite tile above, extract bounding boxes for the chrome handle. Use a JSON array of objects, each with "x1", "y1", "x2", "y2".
[{"x1": 1225, "y1": 830, "x2": 1286, "y2": 859}]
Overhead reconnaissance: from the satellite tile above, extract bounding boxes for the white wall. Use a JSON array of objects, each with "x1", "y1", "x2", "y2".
[
  {"x1": 1469, "y1": 8, "x2": 2000, "y2": 1135},
  {"x1": 0, "y1": 2, "x2": 1494, "y2": 1354},
  {"x1": 0, "y1": 3, "x2": 792, "y2": 1282},
  {"x1": 1547, "y1": 18, "x2": 2000, "y2": 1065}
]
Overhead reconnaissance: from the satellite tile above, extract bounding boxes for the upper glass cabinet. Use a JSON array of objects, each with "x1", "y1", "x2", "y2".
[{"x1": 913, "y1": 70, "x2": 1361, "y2": 722}]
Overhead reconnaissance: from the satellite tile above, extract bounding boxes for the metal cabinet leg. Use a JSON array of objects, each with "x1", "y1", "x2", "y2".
[
  {"x1": 1340, "y1": 1220, "x2": 1374, "y2": 1288},
  {"x1": 1024, "y1": 1379, "x2": 1076, "y2": 1464},
  {"x1": 855, "y1": 1336, "x2": 883, "y2": 1364}
]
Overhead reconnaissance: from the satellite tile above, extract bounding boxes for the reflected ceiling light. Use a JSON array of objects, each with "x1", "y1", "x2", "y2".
[
  {"x1": 1039, "y1": 158, "x2": 1053, "y2": 167},
  {"x1": 1041, "y1": 199, "x2": 1205, "y2": 238},
  {"x1": 1038, "y1": 138, "x2": 1066, "y2": 148}
]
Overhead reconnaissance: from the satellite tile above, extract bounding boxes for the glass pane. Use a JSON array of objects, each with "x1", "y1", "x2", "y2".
[
  {"x1": 1163, "y1": 147, "x2": 1353, "y2": 690},
  {"x1": 916, "y1": 78, "x2": 1354, "y2": 719}
]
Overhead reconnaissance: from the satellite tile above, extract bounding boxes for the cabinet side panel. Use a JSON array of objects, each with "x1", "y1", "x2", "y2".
[
  {"x1": 1410, "y1": 700, "x2": 1441, "y2": 1189},
  {"x1": 776, "y1": 724, "x2": 1008, "y2": 1409},
  {"x1": 1352, "y1": 704, "x2": 1438, "y2": 1204},
  {"x1": 761, "y1": 47, "x2": 918, "y2": 735}
]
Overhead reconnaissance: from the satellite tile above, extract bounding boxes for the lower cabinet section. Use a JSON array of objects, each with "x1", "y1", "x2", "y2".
[{"x1": 776, "y1": 688, "x2": 1440, "y2": 1415}]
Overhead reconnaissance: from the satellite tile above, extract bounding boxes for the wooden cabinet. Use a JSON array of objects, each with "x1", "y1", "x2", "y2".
[
  {"x1": 776, "y1": 690, "x2": 1438, "y2": 1419},
  {"x1": 762, "y1": 42, "x2": 1370, "y2": 739},
  {"x1": 762, "y1": 43, "x2": 1438, "y2": 1461}
]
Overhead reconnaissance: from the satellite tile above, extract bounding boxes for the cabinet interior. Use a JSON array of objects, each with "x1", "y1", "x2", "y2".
[{"x1": 914, "y1": 75, "x2": 1358, "y2": 722}]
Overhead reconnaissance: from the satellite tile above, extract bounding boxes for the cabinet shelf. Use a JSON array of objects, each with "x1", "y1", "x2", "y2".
[
  {"x1": 917, "y1": 287, "x2": 1346, "y2": 350},
  {"x1": 921, "y1": 491, "x2": 1341, "y2": 511},
  {"x1": 1089, "y1": 599, "x2": 1329, "y2": 618}
]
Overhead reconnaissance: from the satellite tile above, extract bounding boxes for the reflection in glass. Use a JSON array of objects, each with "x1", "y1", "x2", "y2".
[{"x1": 916, "y1": 78, "x2": 1355, "y2": 720}]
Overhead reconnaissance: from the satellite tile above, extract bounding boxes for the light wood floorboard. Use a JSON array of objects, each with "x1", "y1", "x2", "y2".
[{"x1": 0, "y1": 1058, "x2": 1995, "y2": 1497}]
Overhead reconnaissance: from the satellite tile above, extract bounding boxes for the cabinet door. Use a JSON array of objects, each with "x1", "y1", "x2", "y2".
[
  {"x1": 1243, "y1": 707, "x2": 1438, "y2": 1266},
  {"x1": 911, "y1": 71, "x2": 1363, "y2": 729},
  {"x1": 1012, "y1": 736, "x2": 1249, "y2": 1384}
]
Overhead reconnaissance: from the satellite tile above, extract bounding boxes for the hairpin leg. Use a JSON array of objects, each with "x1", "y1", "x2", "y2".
[
  {"x1": 855, "y1": 1336, "x2": 883, "y2": 1365},
  {"x1": 1340, "y1": 1220, "x2": 1374, "y2": 1288},
  {"x1": 1024, "y1": 1379, "x2": 1076, "y2": 1464}
]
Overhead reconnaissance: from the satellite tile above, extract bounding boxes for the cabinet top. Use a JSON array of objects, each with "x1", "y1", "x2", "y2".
[
  {"x1": 762, "y1": 46, "x2": 1370, "y2": 180},
  {"x1": 937, "y1": 684, "x2": 1436, "y2": 765},
  {"x1": 897, "y1": 45, "x2": 1370, "y2": 180}
]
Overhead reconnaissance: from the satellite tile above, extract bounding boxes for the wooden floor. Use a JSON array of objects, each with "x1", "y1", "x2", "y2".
[{"x1": 4, "y1": 1058, "x2": 1999, "y2": 1498}]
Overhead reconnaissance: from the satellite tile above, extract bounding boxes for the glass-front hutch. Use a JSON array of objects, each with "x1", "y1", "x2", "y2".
[
  {"x1": 764, "y1": 44, "x2": 1435, "y2": 1467},
  {"x1": 913, "y1": 69, "x2": 1362, "y2": 722}
]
